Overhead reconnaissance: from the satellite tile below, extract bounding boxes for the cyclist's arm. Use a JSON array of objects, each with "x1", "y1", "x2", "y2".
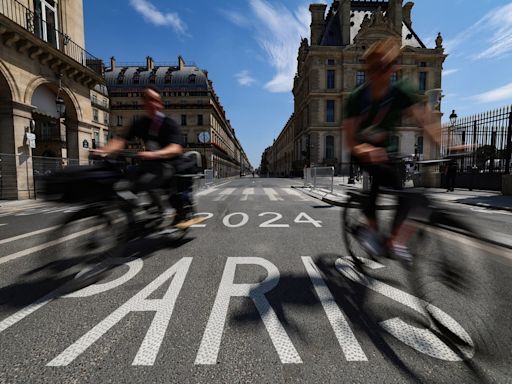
[
  {"x1": 407, "y1": 103, "x2": 441, "y2": 145},
  {"x1": 92, "y1": 137, "x2": 126, "y2": 155},
  {"x1": 344, "y1": 116, "x2": 387, "y2": 163},
  {"x1": 138, "y1": 143, "x2": 183, "y2": 161}
]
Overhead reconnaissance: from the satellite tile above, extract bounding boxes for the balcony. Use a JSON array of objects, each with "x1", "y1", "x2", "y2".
[{"x1": 0, "y1": 0, "x2": 103, "y2": 86}]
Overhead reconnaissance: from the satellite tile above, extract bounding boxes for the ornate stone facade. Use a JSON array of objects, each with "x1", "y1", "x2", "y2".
[
  {"x1": 105, "y1": 56, "x2": 251, "y2": 178},
  {"x1": 0, "y1": 0, "x2": 105, "y2": 199},
  {"x1": 269, "y1": 0, "x2": 446, "y2": 178}
]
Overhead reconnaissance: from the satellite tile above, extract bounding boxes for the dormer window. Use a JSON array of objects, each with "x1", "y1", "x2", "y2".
[
  {"x1": 133, "y1": 72, "x2": 140, "y2": 84},
  {"x1": 188, "y1": 74, "x2": 196, "y2": 84},
  {"x1": 164, "y1": 71, "x2": 172, "y2": 83}
]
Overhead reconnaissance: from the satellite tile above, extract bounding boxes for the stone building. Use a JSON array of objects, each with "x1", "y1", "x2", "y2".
[
  {"x1": 269, "y1": 0, "x2": 446, "y2": 179},
  {"x1": 0, "y1": 0, "x2": 105, "y2": 199},
  {"x1": 105, "y1": 56, "x2": 251, "y2": 178}
]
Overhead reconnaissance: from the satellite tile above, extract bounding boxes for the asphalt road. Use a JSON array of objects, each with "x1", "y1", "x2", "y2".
[{"x1": 0, "y1": 178, "x2": 511, "y2": 383}]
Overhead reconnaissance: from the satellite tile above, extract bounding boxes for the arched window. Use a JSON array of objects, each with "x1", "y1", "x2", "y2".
[{"x1": 325, "y1": 135, "x2": 335, "y2": 160}]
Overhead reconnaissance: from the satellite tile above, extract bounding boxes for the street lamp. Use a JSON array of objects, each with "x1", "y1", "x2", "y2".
[
  {"x1": 448, "y1": 109, "x2": 457, "y2": 156},
  {"x1": 55, "y1": 74, "x2": 66, "y2": 117}
]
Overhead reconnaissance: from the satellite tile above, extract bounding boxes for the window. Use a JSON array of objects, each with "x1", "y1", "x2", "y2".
[
  {"x1": 34, "y1": 0, "x2": 59, "y2": 49},
  {"x1": 104, "y1": 133, "x2": 109, "y2": 145},
  {"x1": 181, "y1": 114, "x2": 187, "y2": 126},
  {"x1": 356, "y1": 71, "x2": 365, "y2": 86},
  {"x1": 197, "y1": 114, "x2": 203, "y2": 126},
  {"x1": 391, "y1": 72, "x2": 398, "y2": 84},
  {"x1": 117, "y1": 115, "x2": 123, "y2": 126},
  {"x1": 419, "y1": 72, "x2": 427, "y2": 91},
  {"x1": 188, "y1": 74, "x2": 196, "y2": 84},
  {"x1": 327, "y1": 59, "x2": 335, "y2": 65},
  {"x1": 325, "y1": 135, "x2": 335, "y2": 160},
  {"x1": 182, "y1": 134, "x2": 188, "y2": 146},
  {"x1": 326, "y1": 100, "x2": 335, "y2": 123},
  {"x1": 91, "y1": 94, "x2": 97, "y2": 104},
  {"x1": 93, "y1": 108, "x2": 98, "y2": 122},
  {"x1": 419, "y1": 61, "x2": 427, "y2": 67},
  {"x1": 327, "y1": 70, "x2": 335, "y2": 89},
  {"x1": 164, "y1": 72, "x2": 172, "y2": 83},
  {"x1": 103, "y1": 113, "x2": 109, "y2": 126},
  {"x1": 416, "y1": 136, "x2": 424, "y2": 155},
  {"x1": 149, "y1": 73, "x2": 156, "y2": 84},
  {"x1": 133, "y1": 72, "x2": 140, "y2": 84}
]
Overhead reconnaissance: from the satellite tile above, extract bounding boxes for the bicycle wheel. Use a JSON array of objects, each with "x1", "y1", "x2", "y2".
[
  {"x1": 34, "y1": 203, "x2": 128, "y2": 293},
  {"x1": 407, "y1": 211, "x2": 495, "y2": 362},
  {"x1": 342, "y1": 194, "x2": 371, "y2": 264}
]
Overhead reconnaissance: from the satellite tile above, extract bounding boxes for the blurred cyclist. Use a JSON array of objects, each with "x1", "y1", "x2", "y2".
[
  {"x1": 93, "y1": 86, "x2": 194, "y2": 225},
  {"x1": 343, "y1": 38, "x2": 440, "y2": 262}
]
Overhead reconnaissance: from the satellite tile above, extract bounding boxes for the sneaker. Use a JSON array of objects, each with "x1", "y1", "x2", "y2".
[
  {"x1": 389, "y1": 243, "x2": 413, "y2": 268},
  {"x1": 357, "y1": 227, "x2": 384, "y2": 257}
]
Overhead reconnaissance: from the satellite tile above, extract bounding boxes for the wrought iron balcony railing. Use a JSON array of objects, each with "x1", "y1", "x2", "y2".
[{"x1": 0, "y1": 0, "x2": 102, "y2": 75}]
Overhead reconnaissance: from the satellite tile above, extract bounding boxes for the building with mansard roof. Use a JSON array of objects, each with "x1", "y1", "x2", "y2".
[
  {"x1": 268, "y1": 0, "x2": 446, "y2": 185},
  {"x1": 105, "y1": 56, "x2": 251, "y2": 178}
]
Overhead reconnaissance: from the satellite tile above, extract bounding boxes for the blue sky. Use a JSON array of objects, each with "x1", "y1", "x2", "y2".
[{"x1": 84, "y1": 0, "x2": 512, "y2": 167}]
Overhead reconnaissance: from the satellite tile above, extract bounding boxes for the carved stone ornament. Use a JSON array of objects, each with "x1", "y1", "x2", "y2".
[
  {"x1": 354, "y1": 8, "x2": 400, "y2": 46},
  {"x1": 435, "y1": 32, "x2": 443, "y2": 49}
]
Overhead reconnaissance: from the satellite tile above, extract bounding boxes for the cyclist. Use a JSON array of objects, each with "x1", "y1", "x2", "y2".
[
  {"x1": 93, "y1": 86, "x2": 195, "y2": 225},
  {"x1": 343, "y1": 38, "x2": 440, "y2": 262}
]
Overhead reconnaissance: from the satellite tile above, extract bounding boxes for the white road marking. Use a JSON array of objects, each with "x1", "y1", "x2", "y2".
[
  {"x1": 335, "y1": 256, "x2": 473, "y2": 361},
  {"x1": 48, "y1": 258, "x2": 192, "y2": 367},
  {"x1": 302, "y1": 257, "x2": 367, "y2": 361},
  {"x1": 263, "y1": 188, "x2": 283, "y2": 201},
  {"x1": 213, "y1": 188, "x2": 236, "y2": 201},
  {"x1": 241, "y1": 188, "x2": 254, "y2": 201},
  {"x1": 0, "y1": 223, "x2": 6, "y2": 227},
  {"x1": 0, "y1": 225, "x2": 60, "y2": 246},
  {"x1": 0, "y1": 225, "x2": 99, "y2": 266},
  {"x1": 196, "y1": 188, "x2": 216, "y2": 197},
  {"x1": 195, "y1": 257, "x2": 302, "y2": 365},
  {"x1": 282, "y1": 188, "x2": 309, "y2": 201}
]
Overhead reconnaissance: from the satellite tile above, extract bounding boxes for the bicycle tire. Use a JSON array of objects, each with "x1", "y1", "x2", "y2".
[
  {"x1": 34, "y1": 203, "x2": 128, "y2": 294},
  {"x1": 407, "y1": 211, "x2": 497, "y2": 365}
]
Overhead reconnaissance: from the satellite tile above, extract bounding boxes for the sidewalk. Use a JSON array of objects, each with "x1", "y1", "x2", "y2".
[{"x1": 298, "y1": 175, "x2": 512, "y2": 212}]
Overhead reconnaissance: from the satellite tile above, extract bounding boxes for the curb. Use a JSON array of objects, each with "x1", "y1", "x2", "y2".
[{"x1": 293, "y1": 186, "x2": 512, "y2": 250}]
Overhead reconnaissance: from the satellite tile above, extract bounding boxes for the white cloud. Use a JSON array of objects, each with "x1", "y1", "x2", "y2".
[
  {"x1": 235, "y1": 70, "x2": 257, "y2": 86},
  {"x1": 472, "y1": 81, "x2": 512, "y2": 103},
  {"x1": 248, "y1": 0, "x2": 312, "y2": 93},
  {"x1": 442, "y1": 69, "x2": 459, "y2": 77},
  {"x1": 220, "y1": 9, "x2": 250, "y2": 27},
  {"x1": 444, "y1": 3, "x2": 512, "y2": 60},
  {"x1": 129, "y1": 0, "x2": 188, "y2": 35}
]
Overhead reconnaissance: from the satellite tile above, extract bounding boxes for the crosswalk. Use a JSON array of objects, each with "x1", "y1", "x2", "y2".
[{"x1": 198, "y1": 187, "x2": 314, "y2": 202}]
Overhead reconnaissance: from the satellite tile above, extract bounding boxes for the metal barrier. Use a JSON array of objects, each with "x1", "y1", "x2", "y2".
[
  {"x1": 304, "y1": 166, "x2": 334, "y2": 193},
  {"x1": 204, "y1": 169, "x2": 214, "y2": 187}
]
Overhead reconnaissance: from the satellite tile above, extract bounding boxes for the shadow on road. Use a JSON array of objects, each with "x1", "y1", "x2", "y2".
[{"x1": 0, "y1": 235, "x2": 193, "y2": 310}]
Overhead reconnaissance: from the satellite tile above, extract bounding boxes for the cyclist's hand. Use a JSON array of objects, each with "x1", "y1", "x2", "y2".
[{"x1": 354, "y1": 144, "x2": 388, "y2": 164}]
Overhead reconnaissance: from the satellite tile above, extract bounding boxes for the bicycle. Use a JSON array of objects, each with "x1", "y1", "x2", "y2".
[
  {"x1": 32, "y1": 150, "x2": 206, "y2": 293},
  {"x1": 341, "y1": 158, "x2": 495, "y2": 359}
]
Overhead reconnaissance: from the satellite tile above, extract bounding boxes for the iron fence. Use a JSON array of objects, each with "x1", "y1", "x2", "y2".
[
  {"x1": 0, "y1": 0, "x2": 102, "y2": 74},
  {"x1": 441, "y1": 105, "x2": 512, "y2": 174}
]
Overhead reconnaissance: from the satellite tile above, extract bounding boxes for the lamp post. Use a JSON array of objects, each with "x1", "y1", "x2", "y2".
[{"x1": 448, "y1": 109, "x2": 457, "y2": 156}]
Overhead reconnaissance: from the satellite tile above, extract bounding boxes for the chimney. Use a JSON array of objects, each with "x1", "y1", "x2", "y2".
[
  {"x1": 146, "y1": 56, "x2": 154, "y2": 71},
  {"x1": 388, "y1": 0, "x2": 403, "y2": 35},
  {"x1": 309, "y1": 4, "x2": 327, "y2": 46},
  {"x1": 403, "y1": 2, "x2": 414, "y2": 27},
  {"x1": 178, "y1": 55, "x2": 186, "y2": 70},
  {"x1": 339, "y1": 0, "x2": 351, "y2": 46},
  {"x1": 110, "y1": 56, "x2": 116, "y2": 71}
]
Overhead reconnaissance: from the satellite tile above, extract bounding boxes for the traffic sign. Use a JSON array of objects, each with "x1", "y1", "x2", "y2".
[{"x1": 198, "y1": 131, "x2": 210, "y2": 144}]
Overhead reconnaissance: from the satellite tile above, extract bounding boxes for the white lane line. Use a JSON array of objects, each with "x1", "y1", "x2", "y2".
[
  {"x1": 263, "y1": 188, "x2": 283, "y2": 201},
  {"x1": 0, "y1": 225, "x2": 60, "y2": 246},
  {"x1": 241, "y1": 188, "x2": 254, "y2": 201},
  {"x1": 0, "y1": 225, "x2": 99, "y2": 266},
  {"x1": 282, "y1": 188, "x2": 309, "y2": 201},
  {"x1": 196, "y1": 188, "x2": 216, "y2": 197},
  {"x1": 0, "y1": 223, "x2": 6, "y2": 227},
  {"x1": 213, "y1": 188, "x2": 236, "y2": 201}
]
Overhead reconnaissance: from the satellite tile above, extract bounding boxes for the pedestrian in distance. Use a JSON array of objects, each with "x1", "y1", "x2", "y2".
[{"x1": 446, "y1": 158, "x2": 457, "y2": 192}]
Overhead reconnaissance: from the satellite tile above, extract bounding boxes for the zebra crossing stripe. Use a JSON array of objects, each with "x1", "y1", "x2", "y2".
[
  {"x1": 282, "y1": 188, "x2": 309, "y2": 201},
  {"x1": 263, "y1": 188, "x2": 283, "y2": 201},
  {"x1": 213, "y1": 188, "x2": 236, "y2": 201},
  {"x1": 241, "y1": 188, "x2": 255, "y2": 201}
]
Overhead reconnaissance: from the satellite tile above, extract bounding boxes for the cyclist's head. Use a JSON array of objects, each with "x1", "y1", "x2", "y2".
[
  {"x1": 143, "y1": 86, "x2": 163, "y2": 117},
  {"x1": 363, "y1": 38, "x2": 400, "y2": 81}
]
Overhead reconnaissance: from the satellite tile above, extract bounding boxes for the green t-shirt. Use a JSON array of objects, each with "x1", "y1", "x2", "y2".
[{"x1": 345, "y1": 80, "x2": 419, "y2": 154}]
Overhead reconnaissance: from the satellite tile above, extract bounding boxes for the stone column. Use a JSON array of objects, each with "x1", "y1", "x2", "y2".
[{"x1": 11, "y1": 102, "x2": 37, "y2": 199}]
